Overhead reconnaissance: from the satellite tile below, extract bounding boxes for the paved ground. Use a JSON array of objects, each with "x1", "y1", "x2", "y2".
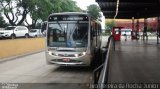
[
  {"x1": 1, "y1": 36, "x2": 160, "y2": 88},
  {"x1": 109, "y1": 38, "x2": 160, "y2": 84},
  {"x1": 0, "y1": 36, "x2": 109, "y2": 89},
  {"x1": 0, "y1": 52, "x2": 93, "y2": 89}
]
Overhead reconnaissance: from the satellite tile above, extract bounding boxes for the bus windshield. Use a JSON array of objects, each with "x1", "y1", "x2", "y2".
[{"x1": 47, "y1": 21, "x2": 88, "y2": 48}]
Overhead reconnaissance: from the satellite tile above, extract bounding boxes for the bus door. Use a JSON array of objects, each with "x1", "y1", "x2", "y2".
[{"x1": 112, "y1": 27, "x2": 122, "y2": 41}]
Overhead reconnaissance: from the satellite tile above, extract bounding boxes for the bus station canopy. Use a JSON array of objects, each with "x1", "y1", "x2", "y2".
[{"x1": 96, "y1": 0, "x2": 160, "y2": 19}]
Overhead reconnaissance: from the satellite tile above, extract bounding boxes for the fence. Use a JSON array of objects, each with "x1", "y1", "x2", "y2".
[{"x1": 93, "y1": 35, "x2": 115, "y2": 89}]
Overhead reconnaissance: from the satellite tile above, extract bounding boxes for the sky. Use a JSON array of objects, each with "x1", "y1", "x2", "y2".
[{"x1": 72, "y1": 0, "x2": 98, "y2": 10}]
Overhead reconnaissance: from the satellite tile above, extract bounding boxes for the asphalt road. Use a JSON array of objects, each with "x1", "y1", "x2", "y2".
[
  {"x1": 0, "y1": 51, "x2": 94, "y2": 89},
  {"x1": 0, "y1": 36, "x2": 109, "y2": 89}
]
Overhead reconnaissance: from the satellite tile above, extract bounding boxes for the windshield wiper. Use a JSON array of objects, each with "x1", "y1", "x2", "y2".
[
  {"x1": 56, "y1": 21, "x2": 63, "y2": 31},
  {"x1": 68, "y1": 21, "x2": 79, "y2": 48}
]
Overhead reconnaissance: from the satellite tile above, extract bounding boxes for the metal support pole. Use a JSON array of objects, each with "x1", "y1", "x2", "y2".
[
  {"x1": 157, "y1": 17, "x2": 160, "y2": 44},
  {"x1": 132, "y1": 17, "x2": 134, "y2": 40},
  {"x1": 143, "y1": 18, "x2": 148, "y2": 40},
  {"x1": 136, "y1": 19, "x2": 139, "y2": 40}
]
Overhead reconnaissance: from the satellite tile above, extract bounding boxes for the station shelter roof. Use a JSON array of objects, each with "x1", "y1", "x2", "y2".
[{"x1": 96, "y1": 0, "x2": 160, "y2": 19}]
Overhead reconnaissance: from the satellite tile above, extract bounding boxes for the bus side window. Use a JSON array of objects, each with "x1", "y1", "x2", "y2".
[
  {"x1": 92, "y1": 29, "x2": 97, "y2": 37},
  {"x1": 95, "y1": 30, "x2": 98, "y2": 36},
  {"x1": 91, "y1": 26, "x2": 93, "y2": 40}
]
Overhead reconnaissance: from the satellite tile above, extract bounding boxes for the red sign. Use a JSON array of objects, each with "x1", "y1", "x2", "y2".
[{"x1": 112, "y1": 27, "x2": 122, "y2": 41}]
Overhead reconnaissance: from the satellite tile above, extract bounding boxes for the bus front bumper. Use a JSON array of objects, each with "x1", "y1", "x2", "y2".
[{"x1": 45, "y1": 52, "x2": 92, "y2": 66}]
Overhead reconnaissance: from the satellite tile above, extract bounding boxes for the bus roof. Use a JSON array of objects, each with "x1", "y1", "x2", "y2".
[
  {"x1": 48, "y1": 12, "x2": 91, "y2": 22},
  {"x1": 49, "y1": 12, "x2": 89, "y2": 17}
]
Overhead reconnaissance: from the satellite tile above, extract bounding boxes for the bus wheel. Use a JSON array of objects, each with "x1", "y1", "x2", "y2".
[{"x1": 90, "y1": 56, "x2": 98, "y2": 70}]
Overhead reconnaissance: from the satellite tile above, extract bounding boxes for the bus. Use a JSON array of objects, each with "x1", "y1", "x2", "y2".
[{"x1": 45, "y1": 12, "x2": 102, "y2": 66}]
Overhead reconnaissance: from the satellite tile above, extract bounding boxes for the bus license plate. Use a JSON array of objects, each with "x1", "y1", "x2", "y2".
[{"x1": 63, "y1": 58, "x2": 70, "y2": 62}]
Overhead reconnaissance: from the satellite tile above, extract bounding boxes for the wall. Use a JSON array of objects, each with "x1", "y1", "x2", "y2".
[{"x1": 0, "y1": 38, "x2": 45, "y2": 59}]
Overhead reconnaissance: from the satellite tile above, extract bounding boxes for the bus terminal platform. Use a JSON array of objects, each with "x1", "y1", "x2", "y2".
[{"x1": 108, "y1": 38, "x2": 160, "y2": 83}]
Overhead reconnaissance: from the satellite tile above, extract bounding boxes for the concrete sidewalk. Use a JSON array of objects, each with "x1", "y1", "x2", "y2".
[{"x1": 109, "y1": 39, "x2": 160, "y2": 83}]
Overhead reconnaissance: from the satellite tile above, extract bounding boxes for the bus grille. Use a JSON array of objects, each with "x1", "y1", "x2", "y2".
[{"x1": 58, "y1": 54, "x2": 75, "y2": 57}]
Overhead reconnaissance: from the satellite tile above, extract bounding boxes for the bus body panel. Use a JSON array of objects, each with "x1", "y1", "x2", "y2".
[
  {"x1": 45, "y1": 50, "x2": 92, "y2": 66},
  {"x1": 45, "y1": 12, "x2": 101, "y2": 66}
]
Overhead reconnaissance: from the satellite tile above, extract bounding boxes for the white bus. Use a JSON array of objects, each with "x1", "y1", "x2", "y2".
[{"x1": 45, "y1": 12, "x2": 102, "y2": 66}]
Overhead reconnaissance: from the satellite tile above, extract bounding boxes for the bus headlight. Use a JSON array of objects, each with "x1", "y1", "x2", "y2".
[
  {"x1": 82, "y1": 52, "x2": 86, "y2": 55},
  {"x1": 55, "y1": 53, "x2": 58, "y2": 56},
  {"x1": 48, "y1": 51, "x2": 52, "y2": 55},
  {"x1": 48, "y1": 51, "x2": 58, "y2": 56},
  {"x1": 74, "y1": 52, "x2": 86, "y2": 57},
  {"x1": 75, "y1": 54, "x2": 78, "y2": 57}
]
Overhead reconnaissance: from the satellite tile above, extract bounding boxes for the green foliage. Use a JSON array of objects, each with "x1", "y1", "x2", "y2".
[
  {"x1": 60, "y1": 0, "x2": 81, "y2": 12},
  {"x1": 28, "y1": 0, "x2": 53, "y2": 21},
  {"x1": 50, "y1": 0, "x2": 81, "y2": 13},
  {"x1": 105, "y1": 20, "x2": 116, "y2": 35},
  {"x1": 29, "y1": 0, "x2": 82, "y2": 27},
  {"x1": 0, "y1": 0, "x2": 31, "y2": 25},
  {"x1": 105, "y1": 20, "x2": 116, "y2": 31},
  {"x1": 0, "y1": 0, "x2": 82, "y2": 27},
  {"x1": 0, "y1": 14, "x2": 8, "y2": 28},
  {"x1": 105, "y1": 30, "x2": 111, "y2": 36},
  {"x1": 87, "y1": 4, "x2": 101, "y2": 20}
]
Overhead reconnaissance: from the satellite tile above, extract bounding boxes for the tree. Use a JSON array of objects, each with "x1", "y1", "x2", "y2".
[
  {"x1": 105, "y1": 20, "x2": 116, "y2": 35},
  {"x1": 0, "y1": 0, "x2": 53, "y2": 27},
  {"x1": 0, "y1": 0, "x2": 31, "y2": 26},
  {"x1": 25, "y1": 0, "x2": 53, "y2": 28},
  {"x1": 0, "y1": 13, "x2": 8, "y2": 27},
  {"x1": 59, "y1": 0, "x2": 81, "y2": 12},
  {"x1": 50, "y1": 0, "x2": 81, "y2": 13},
  {"x1": 105, "y1": 20, "x2": 116, "y2": 31},
  {"x1": 87, "y1": 4, "x2": 101, "y2": 20},
  {"x1": 0, "y1": 0, "x2": 82, "y2": 27}
]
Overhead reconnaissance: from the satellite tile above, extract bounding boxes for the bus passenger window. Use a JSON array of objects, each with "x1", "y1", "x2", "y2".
[
  {"x1": 72, "y1": 23, "x2": 88, "y2": 47},
  {"x1": 93, "y1": 30, "x2": 97, "y2": 37}
]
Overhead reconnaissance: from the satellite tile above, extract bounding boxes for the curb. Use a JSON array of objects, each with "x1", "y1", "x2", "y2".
[{"x1": 0, "y1": 49, "x2": 45, "y2": 63}]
